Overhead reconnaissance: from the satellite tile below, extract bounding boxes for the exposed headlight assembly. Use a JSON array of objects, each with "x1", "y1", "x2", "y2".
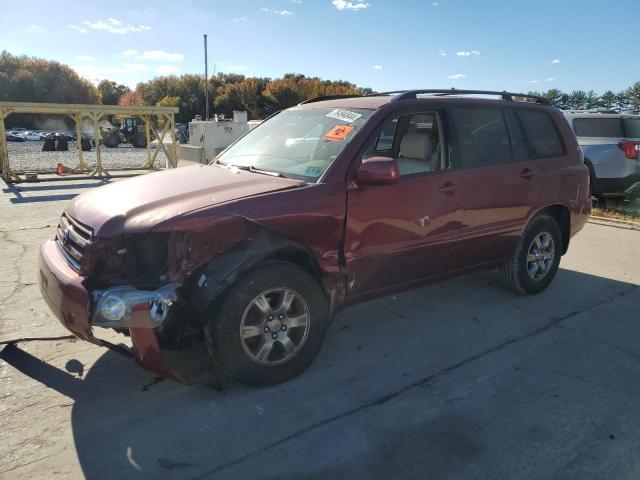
[{"x1": 92, "y1": 284, "x2": 180, "y2": 328}]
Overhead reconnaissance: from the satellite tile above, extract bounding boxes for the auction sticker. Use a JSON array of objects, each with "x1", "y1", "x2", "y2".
[
  {"x1": 324, "y1": 125, "x2": 354, "y2": 141},
  {"x1": 326, "y1": 109, "x2": 362, "y2": 123}
]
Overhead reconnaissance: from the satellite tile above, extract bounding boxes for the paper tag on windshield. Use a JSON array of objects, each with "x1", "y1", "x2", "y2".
[
  {"x1": 326, "y1": 109, "x2": 362, "y2": 123},
  {"x1": 324, "y1": 125, "x2": 354, "y2": 142}
]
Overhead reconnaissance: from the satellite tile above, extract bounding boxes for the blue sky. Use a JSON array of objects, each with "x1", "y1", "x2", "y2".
[{"x1": 1, "y1": 0, "x2": 638, "y2": 93}]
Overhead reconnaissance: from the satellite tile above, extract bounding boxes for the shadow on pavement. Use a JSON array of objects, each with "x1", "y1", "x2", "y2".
[
  {"x1": 2, "y1": 179, "x2": 112, "y2": 204},
  {"x1": 2, "y1": 267, "x2": 638, "y2": 479}
]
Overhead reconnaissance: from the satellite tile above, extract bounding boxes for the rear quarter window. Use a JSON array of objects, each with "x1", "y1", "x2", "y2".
[
  {"x1": 574, "y1": 118, "x2": 625, "y2": 138},
  {"x1": 518, "y1": 109, "x2": 565, "y2": 158},
  {"x1": 622, "y1": 118, "x2": 640, "y2": 138}
]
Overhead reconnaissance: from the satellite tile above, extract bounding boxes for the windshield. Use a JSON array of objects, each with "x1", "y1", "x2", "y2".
[{"x1": 215, "y1": 107, "x2": 373, "y2": 181}]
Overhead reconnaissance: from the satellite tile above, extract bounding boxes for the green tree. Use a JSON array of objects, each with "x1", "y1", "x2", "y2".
[
  {"x1": 541, "y1": 89, "x2": 565, "y2": 108},
  {"x1": 615, "y1": 90, "x2": 630, "y2": 112},
  {"x1": 567, "y1": 90, "x2": 588, "y2": 110},
  {"x1": 97, "y1": 80, "x2": 130, "y2": 105},
  {"x1": 585, "y1": 90, "x2": 600, "y2": 110},
  {"x1": 627, "y1": 82, "x2": 640, "y2": 113},
  {"x1": 600, "y1": 90, "x2": 616, "y2": 110}
]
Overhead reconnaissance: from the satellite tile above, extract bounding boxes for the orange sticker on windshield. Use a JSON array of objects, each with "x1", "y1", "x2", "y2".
[{"x1": 324, "y1": 125, "x2": 353, "y2": 141}]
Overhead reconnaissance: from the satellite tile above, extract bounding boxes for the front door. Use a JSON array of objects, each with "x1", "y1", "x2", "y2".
[{"x1": 344, "y1": 109, "x2": 468, "y2": 298}]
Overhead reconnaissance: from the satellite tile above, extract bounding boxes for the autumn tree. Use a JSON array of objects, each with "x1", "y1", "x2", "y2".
[
  {"x1": 0, "y1": 50, "x2": 100, "y2": 127},
  {"x1": 98, "y1": 80, "x2": 130, "y2": 105}
]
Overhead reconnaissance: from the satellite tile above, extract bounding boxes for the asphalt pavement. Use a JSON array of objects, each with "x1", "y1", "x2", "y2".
[{"x1": 1, "y1": 176, "x2": 639, "y2": 480}]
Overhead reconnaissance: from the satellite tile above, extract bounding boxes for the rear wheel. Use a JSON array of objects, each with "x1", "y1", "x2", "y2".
[
  {"x1": 499, "y1": 214, "x2": 562, "y2": 295},
  {"x1": 204, "y1": 261, "x2": 329, "y2": 387},
  {"x1": 102, "y1": 133, "x2": 121, "y2": 148},
  {"x1": 131, "y1": 131, "x2": 147, "y2": 148}
]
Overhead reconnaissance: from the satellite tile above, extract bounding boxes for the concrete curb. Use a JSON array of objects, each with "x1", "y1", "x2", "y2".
[{"x1": 588, "y1": 216, "x2": 640, "y2": 231}]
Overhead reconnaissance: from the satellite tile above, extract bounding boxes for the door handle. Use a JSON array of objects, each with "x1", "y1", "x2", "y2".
[
  {"x1": 519, "y1": 168, "x2": 535, "y2": 179},
  {"x1": 438, "y1": 182, "x2": 459, "y2": 195}
]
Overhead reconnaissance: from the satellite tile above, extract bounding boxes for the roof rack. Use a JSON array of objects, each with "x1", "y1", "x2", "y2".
[
  {"x1": 384, "y1": 89, "x2": 551, "y2": 105},
  {"x1": 298, "y1": 94, "x2": 363, "y2": 105},
  {"x1": 562, "y1": 109, "x2": 619, "y2": 114}
]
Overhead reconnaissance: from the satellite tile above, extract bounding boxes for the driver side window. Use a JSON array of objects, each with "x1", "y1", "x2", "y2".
[{"x1": 363, "y1": 111, "x2": 443, "y2": 176}]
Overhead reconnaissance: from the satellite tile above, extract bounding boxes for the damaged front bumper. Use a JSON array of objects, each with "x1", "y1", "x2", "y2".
[{"x1": 39, "y1": 239, "x2": 175, "y2": 376}]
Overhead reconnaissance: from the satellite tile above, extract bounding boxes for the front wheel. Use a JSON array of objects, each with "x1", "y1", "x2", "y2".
[
  {"x1": 205, "y1": 261, "x2": 329, "y2": 387},
  {"x1": 499, "y1": 214, "x2": 562, "y2": 295}
]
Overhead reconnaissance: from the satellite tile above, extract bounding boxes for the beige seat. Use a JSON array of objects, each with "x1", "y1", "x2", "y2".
[{"x1": 398, "y1": 132, "x2": 433, "y2": 175}]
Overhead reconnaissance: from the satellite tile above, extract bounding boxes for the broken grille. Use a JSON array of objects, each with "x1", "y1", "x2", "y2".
[{"x1": 56, "y1": 213, "x2": 93, "y2": 271}]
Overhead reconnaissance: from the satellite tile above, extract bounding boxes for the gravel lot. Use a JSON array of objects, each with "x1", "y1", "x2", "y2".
[{"x1": 6, "y1": 140, "x2": 169, "y2": 172}]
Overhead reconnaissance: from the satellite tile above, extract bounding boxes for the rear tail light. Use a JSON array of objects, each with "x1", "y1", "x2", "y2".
[{"x1": 618, "y1": 141, "x2": 640, "y2": 159}]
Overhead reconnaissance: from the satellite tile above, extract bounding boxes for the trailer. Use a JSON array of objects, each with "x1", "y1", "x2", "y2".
[{"x1": 177, "y1": 111, "x2": 261, "y2": 166}]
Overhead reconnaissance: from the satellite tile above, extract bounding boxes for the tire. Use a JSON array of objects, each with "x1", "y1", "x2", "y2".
[
  {"x1": 204, "y1": 261, "x2": 329, "y2": 387},
  {"x1": 131, "y1": 132, "x2": 147, "y2": 148},
  {"x1": 499, "y1": 214, "x2": 563, "y2": 295},
  {"x1": 103, "y1": 133, "x2": 121, "y2": 148}
]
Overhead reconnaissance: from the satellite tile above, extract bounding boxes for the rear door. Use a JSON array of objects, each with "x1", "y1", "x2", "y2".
[{"x1": 442, "y1": 105, "x2": 544, "y2": 264}]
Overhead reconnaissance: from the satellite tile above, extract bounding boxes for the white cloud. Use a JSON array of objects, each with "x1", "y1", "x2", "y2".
[
  {"x1": 456, "y1": 50, "x2": 480, "y2": 57},
  {"x1": 432, "y1": 2, "x2": 439, "y2": 5},
  {"x1": 529, "y1": 77, "x2": 555, "y2": 84},
  {"x1": 135, "y1": 50, "x2": 184, "y2": 61},
  {"x1": 372, "y1": 65, "x2": 383, "y2": 70},
  {"x1": 68, "y1": 24, "x2": 88, "y2": 34},
  {"x1": 261, "y1": 8, "x2": 294, "y2": 15},
  {"x1": 448, "y1": 73, "x2": 467, "y2": 79},
  {"x1": 233, "y1": 16, "x2": 249, "y2": 22},
  {"x1": 156, "y1": 65, "x2": 182, "y2": 74},
  {"x1": 73, "y1": 63, "x2": 148, "y2": 78},
  {"x1": 27, "y1": 24, "x2": 43, "y2": 32},
  {"x1": 331, "y1": 0, "x2": 370, "y2": 11},
  {"x1": 76, "y1": 55, "x2": 95, "y2": 61},
  {"x1": 119, "y1": 49, "x2": 138, "y2": 58},
  {"x1": 292, "y1": 0, "x2": 303, "y2": 3},
  {"x1": 550, "y1": 59, "x2": 560, "y2": 64},
  {"x1": 83, "y1": 18, "x2": 151, "y2": 34},
  {"x1": 120, "y1": 63, "x2": 148, "y2": 72},
  {"x1": 439, "y1": 50, "x2": 447, "y2": 56}
]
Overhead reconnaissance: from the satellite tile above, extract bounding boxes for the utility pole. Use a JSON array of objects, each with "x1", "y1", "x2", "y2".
[{"x1": 204, "y1": 34, "x2": 209, "y2": 120}]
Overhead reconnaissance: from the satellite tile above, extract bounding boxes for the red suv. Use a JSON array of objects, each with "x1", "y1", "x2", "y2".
[{"x1": 39, "y1": 89, "x2": 591, "y2": 386}]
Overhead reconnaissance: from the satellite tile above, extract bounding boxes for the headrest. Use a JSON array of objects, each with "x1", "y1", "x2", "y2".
[{"x1": 399, "y1": 132, "x2": 433, "y2": 161}]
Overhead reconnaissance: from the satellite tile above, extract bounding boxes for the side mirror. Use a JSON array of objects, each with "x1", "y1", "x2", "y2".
[{"x1": 356, "y1": 156, "x2": 400, "y2": 185}]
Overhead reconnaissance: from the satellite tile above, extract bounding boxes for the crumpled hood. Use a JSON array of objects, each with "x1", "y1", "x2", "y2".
[{"x1": 67, "y1": 164, "x2": 304, "y2": 237}]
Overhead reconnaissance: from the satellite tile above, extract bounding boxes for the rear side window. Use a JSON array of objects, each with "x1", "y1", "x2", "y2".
[
  {"x1": 450, "y1": 107, "x2": 511, "y2": 168},
  {"x1": 574, "y1": 118, "x2": 624, "y2": 138},
  {"x1": 517, "y1": 110, "x2": 565, "y2": 158},
  {"x1": 623, "y1": 118, "x2": 640, "y2": 138}
]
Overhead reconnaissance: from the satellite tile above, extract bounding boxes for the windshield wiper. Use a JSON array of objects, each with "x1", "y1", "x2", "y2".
[
  {"x1": 217, "y1": 162, "x2": 284, "y2": 177},
  {"x1": 249, "y1": 165, "x2": 284, "y2": 177}
]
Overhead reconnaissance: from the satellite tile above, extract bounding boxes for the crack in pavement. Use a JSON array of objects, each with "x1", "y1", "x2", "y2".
[
  {"x1": 0, "y1": 224, "x2": 54, "y2": 234},
  {"x1": 196, "y1": 284, "x2": 640, "y2": 479},
  {"x1": 556, "y1": 323, "x2": 640, "y2": 365}
]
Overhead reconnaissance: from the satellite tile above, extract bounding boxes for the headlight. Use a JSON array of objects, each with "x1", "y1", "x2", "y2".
[{"x1": 92, "y1": 284, "x2": 180, "y2": 328}]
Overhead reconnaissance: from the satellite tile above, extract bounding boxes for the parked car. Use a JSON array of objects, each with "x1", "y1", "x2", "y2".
[
  {"x1": 563, "y1": 111, "x2": 640, "y2": 199},
  {"x1": 39, "y1": 89, "x2": 591, "y2": 386},
  {"x1": 5, "y1": 132, "x2": 26, "y2": 142},
  {"x1": 20, "y1": 130, "x2": 42, "y2": 141}
]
